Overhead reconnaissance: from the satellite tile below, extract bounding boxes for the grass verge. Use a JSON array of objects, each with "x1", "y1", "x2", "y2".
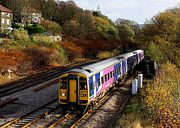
[{"x1": 113, "y1": 94, "x2": 154, "y2": 128}]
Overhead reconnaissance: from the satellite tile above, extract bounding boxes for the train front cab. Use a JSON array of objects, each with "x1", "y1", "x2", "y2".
[{"x1": 59, "y1": 72, "x2": 89, "y2": 112}]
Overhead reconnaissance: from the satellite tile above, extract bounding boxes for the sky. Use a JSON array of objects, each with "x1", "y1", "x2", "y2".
[{"x1": 60, "y1": 0, "x2": 179, "y2": 24}]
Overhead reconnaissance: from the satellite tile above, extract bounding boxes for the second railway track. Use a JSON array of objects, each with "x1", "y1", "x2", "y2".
[
  {"x1": 0, "y1": 60, "x2": 97, "y2": 98},
  {"x1": 0, "y1": 98, "x2": 59, "y2": 128}
]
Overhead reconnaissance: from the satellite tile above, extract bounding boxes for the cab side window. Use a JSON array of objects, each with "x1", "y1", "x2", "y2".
[
  {"x1": 60, "y1": 77, "x2": 67, "y2": 89},
  {"x1": 80, "y1": 77, "x2": 87, "y2": 90}
]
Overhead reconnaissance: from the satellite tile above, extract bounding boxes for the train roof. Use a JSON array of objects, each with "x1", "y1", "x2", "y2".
[
  {"x1": 115, "y1": 49, "x2": 143, "y2": 59},
  {"x1": 70, "y1": 57, "x2": 120, "y2": 77},
  {"x1": 68, "y1": 49, "x2": 144, "y2": 77}
]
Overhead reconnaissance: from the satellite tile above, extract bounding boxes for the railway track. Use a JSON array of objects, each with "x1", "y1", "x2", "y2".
[
  {"x1": 70, "y1": 75, "x2": 133, "y2": 128},
  {"x1": 69, "y1": 87, "x2": 112, "y2": 128},
  {"x1": 48, "y1": 113, "x2": 78, "y2": 128},
  {"x1": 0, "y1": 75, "x2": 133, "y2": 128},
  {"x1": 0, "y1": 99, "x2": 59, "y2": 128},
  {"x1": 0, "y1": 60, "x2": 98, "y2": 98}
]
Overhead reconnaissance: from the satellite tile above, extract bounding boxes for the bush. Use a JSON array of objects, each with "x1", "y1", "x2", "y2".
[
  {"x1": 146, "y1": 38, "x2": 179, "y2": 66},
  {"x1": 41, "y1": 20, "x2": 61, "y2": 35},
  {"x1": 24, "y1": 47, "x2": 67, "y2": 68},
  {"x1": 12, "y1": 29, "x2": 30, "y2": 42},
  {"x1": 25, "y1": 24, "x2": 45, "y2": 34},
  {"x1": 96, "y1": 51, "x2": 112, "y2": 59},
  {"x1": 63, "y1": 20, "x2": 80, "y2": 37},
  {"x1": 141, "y1": 62, "x2": 180, "y2": 127},
  {"x1": 32, "y1": 34, "x2": 53, "y2": 47},
  {"x1": 12, "y1": 23, "x2": 24, "y2": 29}
]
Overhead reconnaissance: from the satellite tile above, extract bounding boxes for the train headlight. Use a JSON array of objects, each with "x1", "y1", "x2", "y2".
[{"x1": 61, "y1": 93, "x2": 66, "y2": 96}]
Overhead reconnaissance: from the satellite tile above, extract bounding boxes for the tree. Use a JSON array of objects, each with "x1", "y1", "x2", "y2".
[
  {"x1": 117, "y1": 24, "x2": 135, "y2": 42},
  {"x1": 115, "y1": 18, "x2": 140, "y2": 40},
  {"x1": 141, "y1": 11, "x2": 178, "y2": 43},
  {"x1": 94, "y1": 16, "x2": 119, "y2": 40},
  {"x1": 141, "y1": 8, "x2": 180, "y2": 66},
  {"x1": 41, "y1": 20, "x2": 61, "y2": 35},
  {"x1": 53, "y1": 1, "x2": 82, "y2": 26},
  {"x1": 40, "y1": 0, "x2": 57, "y2": 20}
]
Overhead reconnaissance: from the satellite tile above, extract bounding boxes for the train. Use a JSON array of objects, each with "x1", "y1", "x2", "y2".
[{"x1": 58, "y1": 49, "x2": 144, "y2": 113}]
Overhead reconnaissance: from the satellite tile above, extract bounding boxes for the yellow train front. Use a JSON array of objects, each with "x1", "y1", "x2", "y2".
[{"x1": 59, "y1": 70, "x2": 90, "y2": 113}]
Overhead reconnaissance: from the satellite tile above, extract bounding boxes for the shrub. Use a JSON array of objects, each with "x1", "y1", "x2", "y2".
[
  {"x1": 96, "y1": 51, "x2": 112, "y2": 59},
  {"x1": 63, "y1": 20, "x2": 80, "y2": 37},
  {"x1": 12, "y1": 23, "x2": 24, "y2": 29},
  {"x1": 32, "y1": 34, "x2": 53, "y2": 47},
  {"x1": 12, "y1": 29, "x2": 30, "y2": 42},
  {"x1": 141, "y1": 62, "x2": 180, "y2": 127},
  {"x1": 25, "y1": 24, "x2": 45, "y2": 34},
  {"x1": 146, "y1": 38, "x2": 179, "y2": 66},
  {"x1": 41, "y1": 20, "x2": 61, "y2": 35},
  {"x1": 24, "y1": 47, "x2": 67, "y2": 68}
]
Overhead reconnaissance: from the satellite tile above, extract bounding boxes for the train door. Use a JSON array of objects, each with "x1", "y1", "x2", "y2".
[
  {"x1": 69, "y1": 79, "x2": 77, "y2": 102},
  {"x1": 68, "y1": 74, "x2": 79, "y2": 103}
]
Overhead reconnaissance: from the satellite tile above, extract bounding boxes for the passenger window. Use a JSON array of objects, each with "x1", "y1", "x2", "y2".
[
  {"x1": 108, "y1": 73, "x2": 110, "y2": 80},
  {"x1": 97, "y1": 79, "x2": 100, "y2": 87},
  {"x1": 110, "y1": 72, "x2": 112, "y2": 78},
  {"x1": 90, "y1": 83, "x2": 93, "y2": 91},
  {"x1": 105, "y1": 74, "x2": 107, "y2": 82},
  {"x1": 101, "y1": 77, "x2": 104, "y2": 84}
]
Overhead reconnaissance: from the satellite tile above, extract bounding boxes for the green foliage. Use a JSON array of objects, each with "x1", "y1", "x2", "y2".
[
  {"x1": 32, "y1": 34, "x2": 53, "y2": 47},
  {"x1": 25, "y1": 24, "x2": 45, "y2": 34},
  {"x1": 141, "y1": 62, "x2": 180, "y2": 127},
  {"x1": 117, "y1": 24, "x2": 135, "y2": 42},
  {"x1": 92, "y1": 11, "x2": 101, "y2": 17},
  {"x1": 12, "y1": 29, "x2": 30, "y2": 42},
  {"x1": 146, "y1": 38, "x2": 179, "y2": 66},
  {"x1": 142, "y1": 11, "x2": 178, "y2": 43},
  {"x1": 63, "y1": 11, "x2": 95, "y2": 38},
  {"x1": 76, "y1": 11, "x2": 96, "y2": 38},
  {"x1": 53, "y1": 1, "x2": 82, "y2": 25},
  {"x1": 12, "y1": 23, "x2": 24, "y2": 29},
  {"x1": 141, "y1": 8, "x2": 180, "y2": 67},
  {"x1": 94, "y1": 17, "x2": 119, "y2": 40},
  {"x1": 41, "y1": 20, "x2": 62, "y2": 35}
]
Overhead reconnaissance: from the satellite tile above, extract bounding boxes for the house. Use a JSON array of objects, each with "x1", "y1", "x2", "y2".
[
  {"x1": 0, "y1": 4, "x2": 13, "y2": 32},
  {"x1": 21, "y1": 7, "x2": 42, "y2": 25}
]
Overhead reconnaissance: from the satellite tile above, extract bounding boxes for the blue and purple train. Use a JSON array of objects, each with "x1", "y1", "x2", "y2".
[{"x1": 59, "y1": 49, "x2": 144, "y2": 112}]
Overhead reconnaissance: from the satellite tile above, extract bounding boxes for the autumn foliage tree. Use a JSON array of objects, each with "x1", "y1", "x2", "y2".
[{"x1": 141, "y1": 7, "x2": 180, "y2": 66}]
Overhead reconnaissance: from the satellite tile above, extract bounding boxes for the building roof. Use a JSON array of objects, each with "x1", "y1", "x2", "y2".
[{"x1": 0, "y1": 4, "x2": 12, "y2": 13}]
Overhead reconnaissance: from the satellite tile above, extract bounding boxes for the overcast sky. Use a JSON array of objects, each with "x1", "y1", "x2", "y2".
[{"x1": 60, "y1": 0, "x2": 179, "y2": 24}]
